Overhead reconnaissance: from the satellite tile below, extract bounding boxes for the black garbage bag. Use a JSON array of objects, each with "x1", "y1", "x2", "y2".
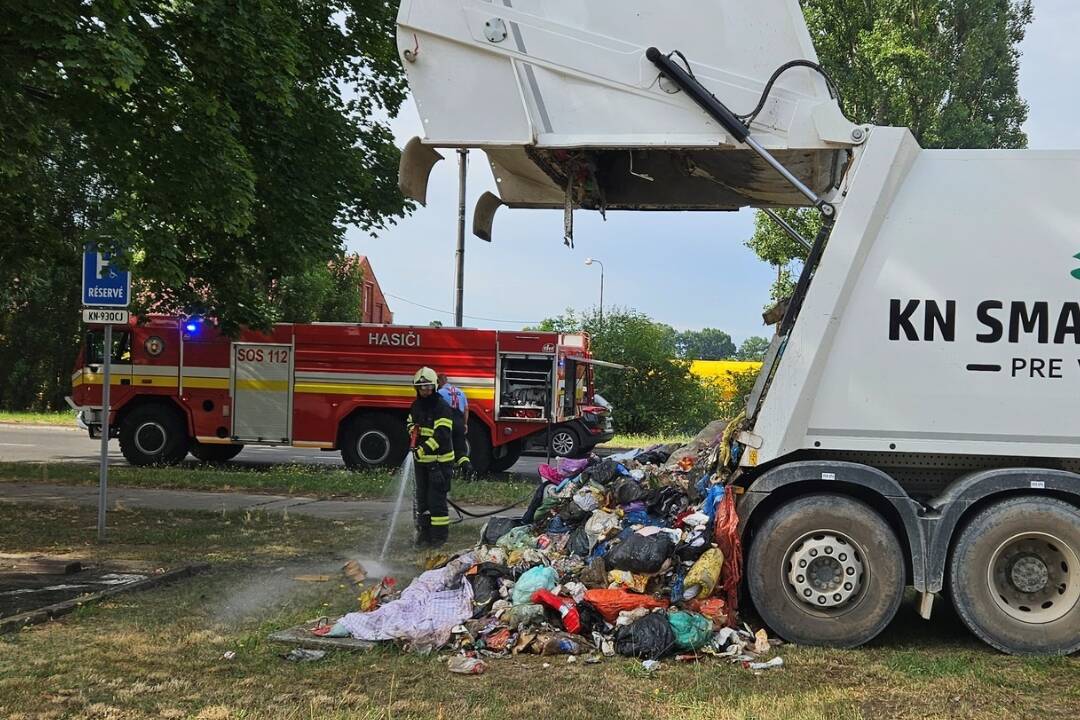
[
  {"x1": 469, "y1": 563, "x2": 512, "y2": 608},
  {"x1": 583, "y1": 459, "x2": 621, "y2": 486},
  {"x1": 576, "y1": 600, "x2": 608, "y2": 636},
  {"x1": 674, "y1": 528, "x2": 711, "y2": 563},
  {"x1": 615, "y1": 612, "x2": 676, "y2": 659},
  {"x1": 648, "y1": 486, "x2": 689, "y2": 518},
  {"x1": 568, "y1": 525, "x2": 594, "y2": 557},
  {"x1": 611, "y1": 478, "x2": 647, "y2": 505},
  {"x1": 606, "y1": 532, "x2": 675, "y2": 574},
  {"x1": 636, "y1": 446, "x2": 674, "y2": 465},
  {"x1": 558, "y1": 501, "x2": 591, "y2": 527},
  {"x1": 482, "y1": 517, "x2": 522, "y2": 545}
]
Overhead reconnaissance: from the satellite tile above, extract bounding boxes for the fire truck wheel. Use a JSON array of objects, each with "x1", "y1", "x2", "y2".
[
  {"x1": 548, "y1": 426, "x2": 582, "y2": 458},
  {"x1": 747, "y1": 493, "x2": 905, "y2": 648},
  {"x1": 489, "y1": 439, "x2": 524, "y2": 474},
  {"x1": 341, "y1": 413, "x2": 408, "y2": 469},
  {"x1": 119, "y1": 404, "x2": 190, "y2": 466},
  {"x1": 189, "y1": 441, "x2": 244, "y2": 464},
  {"x1": 948, "y1": 495, "x2": 1080, "y2": 655},
  {"x1": 465, "y1": 424, "x2": 493, "y2": 475}
]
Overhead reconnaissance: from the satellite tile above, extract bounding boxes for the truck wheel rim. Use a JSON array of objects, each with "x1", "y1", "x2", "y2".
[
  {"x1": 552, "y1": 432, "x2": 575, "y2": 455},
  {"x1": 134, "y1": 422, "x2": 167, "y2": 456},
  {"x1": 357, "y1": 430, "x2": 391, "y2": 465},
  {"x1": 987, "y1": 531, "x2": 1080, "y2": 624},
  {"x1": 785, "y1": 531, "x2": 866, "y2": 611}
]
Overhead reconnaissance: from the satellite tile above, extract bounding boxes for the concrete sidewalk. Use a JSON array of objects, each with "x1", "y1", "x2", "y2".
[{"x1": 0, "y1": 482, "x2": 508, "y2": 522}]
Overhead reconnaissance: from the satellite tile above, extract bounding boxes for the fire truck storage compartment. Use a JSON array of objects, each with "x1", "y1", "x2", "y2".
[
  {"x1": 497, "y1": 354, "x2": 553, "y2": 421},
  {"x1": 231, "y1": 343, "x2": 294, "y2": 443}
]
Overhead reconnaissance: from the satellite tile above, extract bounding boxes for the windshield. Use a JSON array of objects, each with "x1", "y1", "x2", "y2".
[{"x1": 85, "y1": 329, "x2": 132, "y2": 365}]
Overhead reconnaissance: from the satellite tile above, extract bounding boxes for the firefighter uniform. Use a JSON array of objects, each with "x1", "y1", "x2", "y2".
[
  {"x1": 437, "y1": 374, "x2": 472, "y2": 478},
  {"x1": 408, "y1": 367, "x2": 456, "y2": 547}
]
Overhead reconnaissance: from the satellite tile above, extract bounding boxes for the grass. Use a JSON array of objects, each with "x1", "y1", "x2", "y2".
[
  {"x1": 607, "y1": 432, "x2": 692, "y2": 449},
  {"x1": 0, "y1": 410, "x2": 73, "y2": 426},
  {"x1": 0, "y1": 461, "x2": 535, "y2": 506},
  {"x1": 2, "y1": 503, "x2": 1079, "y2": 719}
]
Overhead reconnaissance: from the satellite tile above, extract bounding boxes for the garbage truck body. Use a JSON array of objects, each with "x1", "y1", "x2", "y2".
[
  {"x1": 397, "y1": 0, "x2": 1080, "y2": 654},
  {"x1": 67, "y1": 319, "x2": 613, "y2": 473}
]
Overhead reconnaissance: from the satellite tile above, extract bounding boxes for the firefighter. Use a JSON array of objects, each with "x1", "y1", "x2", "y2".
[
  {"x1": 436, "y1": 371, "x2": 473, "y2": 480},
  {"x1": 407, "y1": 367, "x2": 455, "y2": 547}
]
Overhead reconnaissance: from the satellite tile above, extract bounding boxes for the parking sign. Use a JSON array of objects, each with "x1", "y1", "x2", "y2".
[{"x1": 82, "y1": 247, "x2": 130, "y2": 307}]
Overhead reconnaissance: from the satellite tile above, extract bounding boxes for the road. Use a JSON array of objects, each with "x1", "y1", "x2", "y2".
[{"x1": 0, "y1": 423, "x2": 555, "y2": 477}]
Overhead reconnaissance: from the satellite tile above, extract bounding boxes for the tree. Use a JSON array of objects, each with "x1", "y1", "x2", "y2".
[
  {"x1": 1, "y1": 1, "x2": 409, "y2": 330},
  {"x1": 747, "y1": 0, "x2": 1033, "y2": 301},
  {"x1": 429, "y1": 320, "x2": 444, "y2": 328},
  {"x1": 0, "y1": 1, "x2": 410, "y2": 408},
  {"x1": 675, "y1": 328, "x2": 737, "y2": 360},
  {"x1": 273, "y1": 253, "x2": 365, "y2": 324},
  {"x1": 535, "y1": 308, "x2": 731, "y2": 434},
  {"x1": 736, "y1": 336, "x2": 771, "y2": 362}
]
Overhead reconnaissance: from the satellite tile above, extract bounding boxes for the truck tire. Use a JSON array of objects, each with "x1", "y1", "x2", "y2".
[
  {"x1": 948, "y1": 495, "x2": 1080, "y2": 655},
  {"x1": 549, "y1": 425, "x2": 581, "y2": 458},
  {"x1": 489, "y1": 439, "x2": 524, "y2": 473},
  {"x1": 189, "y1": 441, "x2": 244, "y2": 464},
  {"x1": 466, "y1": 424, "x2": 493, "y2": 475},
  {"x1": 118, "y1": 404, "x2": 190, "y2": 466},
  {"x1": 341, "y1": 413, "x2": 408, "y2": 470},
  {"x1": 747, "y1": 493, "x2": 905, "y2": 648}
]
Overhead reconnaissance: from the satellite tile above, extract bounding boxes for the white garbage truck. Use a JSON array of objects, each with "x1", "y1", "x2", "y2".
[{"x1": 395, "y1": 0, "x2": 1080, "y2": 655}]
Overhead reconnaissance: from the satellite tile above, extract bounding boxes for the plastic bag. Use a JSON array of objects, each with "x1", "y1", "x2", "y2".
[
  {"x1": 482, "y1": 517, "x2": 522, "y2": 545},
  {"x1": 448, "y1": 656, "x2": 487, "y2": 675},
  {"x1": 469, "y1": 563, "x2": 510, "y2": 607},
  {"x1": 713, "y1": 488, "x2": 743, "y2": 626},
  {"x1": 497, "y1": 525, "x2": 537, "y2": 552},
  {"x1": 558, "y1": 501, "x2": 592, "y2": 527},
  {"x1": 583, "y1": 588, "x2": 670, "y2": 623},
  {"x1": 606, "y1": 532, "x2": 675, "y2": 574},
  {"x1": 668, "y1": 611, "x2": 713, "y2": 650},
  {"x1": 585, "y1": 511, "x2": 622, "y2": 542},
  {"x1": 682, "y1": 548, "x2": 723, "y2": 600},
  {"x1": 612, "y1": 478, "x2": 647, "y2": 505},
  {"x1": 583, "y1": 459, "x2": 621, "y2": 485},
  {"x1": 507, "y1": 603, "x2": 546, "y2": 628},
  {"x1": 567, "y1": 526, "x2": 594, "y2": 557},
  {"x1": 607, "y1": 569, "x2": 649, "y2": 593},
  {"x1": 674, "y1": 528, "x2": 711, "y2": 563},
  {"x1": 512, "y1": 565, "x2": 558, "y2": 605},
  {"x1": 614, "y1": 612, "x2": 676, "y2": 659},
  {"x1": 684, "y1": 597, "x2": 727, "y2": 627}
]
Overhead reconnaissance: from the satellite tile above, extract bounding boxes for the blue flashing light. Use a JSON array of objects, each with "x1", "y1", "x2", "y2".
[{"x1": 184, "y1": 318, "x2": 200, "y2": 334}]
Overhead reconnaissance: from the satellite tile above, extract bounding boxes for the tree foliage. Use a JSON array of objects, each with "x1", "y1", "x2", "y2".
[
  {"x1": 534, "y1": 308, "x2": 736, "y2": 434},
  {"x1": 747, "y1": 0, "x2": 1033, "y2": 300},
  {"x1": 0, "y1": 1, "x2": 409, "y2": 409},
  {"x1": 675, "y1": 328, "x2": 737, "y2": 361},
  {"x1": 736, "y1": 336, "x2": 770, "y2": 362}
]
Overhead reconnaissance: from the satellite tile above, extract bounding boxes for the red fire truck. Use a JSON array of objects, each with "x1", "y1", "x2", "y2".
[{"x1": 67, "y1": 317, "x2": 615, "y2": 473}]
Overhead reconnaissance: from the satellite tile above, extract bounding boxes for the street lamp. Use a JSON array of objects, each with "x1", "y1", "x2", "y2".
[{"x1": 584, "y1": 257, "x2": 604, "y2": 326}]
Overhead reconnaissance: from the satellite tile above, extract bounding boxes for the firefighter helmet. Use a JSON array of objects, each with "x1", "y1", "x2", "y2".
[{"x1": 413, "y1": 366, "x2": 438, "y2": 389}]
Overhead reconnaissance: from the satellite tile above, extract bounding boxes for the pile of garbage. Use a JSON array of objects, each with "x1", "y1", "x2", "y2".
[{"x1": 315, "y1": 421, "x2": 784, "y2": 673}]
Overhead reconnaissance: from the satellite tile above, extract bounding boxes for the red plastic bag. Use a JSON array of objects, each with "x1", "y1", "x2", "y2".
[
  {"x1": 684, "y1": 597, "x2": 727, "y2": 627},
  {"x1": 583, "y1": 588, "x2": 669, "y2": 624},
  {"x1": 713, "y1": 490, "x2": 742, "y2": 626}
]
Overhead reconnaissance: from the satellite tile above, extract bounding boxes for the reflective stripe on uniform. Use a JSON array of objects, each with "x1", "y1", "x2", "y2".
[
  {"x1": 430, "y1": 516, "x2": 451, "y2": 527},
  {"x1": 433, "y1": 418, "x2": 453, "y2": 430},
  {"x1": 419, "y1": 427, "x2": 434, "y2": 437},
  {"x1": 424, "y1": 438, "x2": 439, "y2": 451},
  {"x1": 436, "y1": 451, "x2": 454, "y2": 462},
  {"x1": 456, "y1": 456, "x2": 470, "y2": 465}
]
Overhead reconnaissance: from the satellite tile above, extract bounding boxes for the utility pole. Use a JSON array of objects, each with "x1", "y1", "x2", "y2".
[{"x1": 454, "y1": 149, "x2": 468, "y2": 327}]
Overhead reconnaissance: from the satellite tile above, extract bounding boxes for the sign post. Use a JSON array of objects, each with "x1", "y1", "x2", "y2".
[{"x1": 81, "y1": 247, "x2": 131, "y2": 542}]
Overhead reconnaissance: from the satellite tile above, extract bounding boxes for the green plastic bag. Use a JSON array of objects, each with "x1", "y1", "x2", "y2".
[
  {"x1": 668, "y1": 611, "x2": 714, "y2": 650},
  {"x1": 496, "y1": 525, "x2": 537, "y2": 552},
  {"x1": 511, "y1": 565, "x2": 558, "y2": 605}
]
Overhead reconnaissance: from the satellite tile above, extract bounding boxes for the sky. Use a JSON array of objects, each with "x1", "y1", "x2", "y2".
[{"x1": 346, "y1": 1, "x2": 1079, "y2": 343}]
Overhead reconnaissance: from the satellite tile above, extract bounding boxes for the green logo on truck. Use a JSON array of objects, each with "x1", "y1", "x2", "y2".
[{"x1": 1072, "y1": 253, "x2": 1080, "y2": 280}]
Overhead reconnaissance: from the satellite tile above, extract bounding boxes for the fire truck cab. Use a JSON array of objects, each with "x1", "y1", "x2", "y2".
[{"x1": 67, "y1": 317, "x2": 614, "y2": 473}]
